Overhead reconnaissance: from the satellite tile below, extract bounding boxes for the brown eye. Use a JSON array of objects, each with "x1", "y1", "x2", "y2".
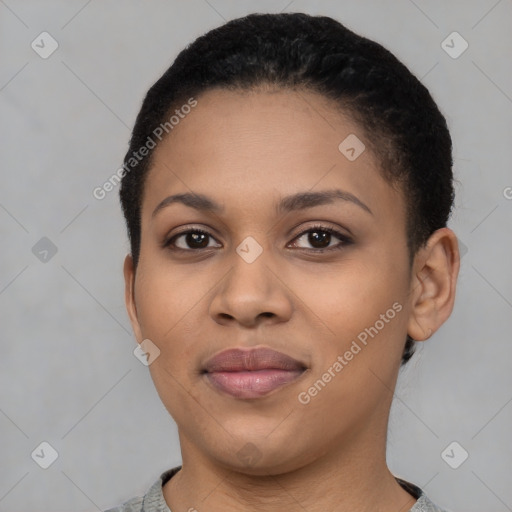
[
  {"x1": 164, "y1": 229, "x2": 220, "y2": 251},
  {"x1": 290, "y1": 225, "x2": 352, "y2": 252},
  {"x1": 306, "y1": 230, "x2": 332, "y2": 249}
]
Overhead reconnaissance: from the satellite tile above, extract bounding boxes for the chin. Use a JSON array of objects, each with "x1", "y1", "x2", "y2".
[
  {"x1": 215, "y1": 449, "x2": 309, "y2": 477},
  {"x1": 205, "y1": 431, "x2": 315, "y2": 477}
]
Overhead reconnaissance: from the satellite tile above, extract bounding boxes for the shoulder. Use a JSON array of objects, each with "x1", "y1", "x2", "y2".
[
  {"x1": 104, "y1": 495, "x2": 143, "y2": 512},
  {"x1": 103, "y1": 466, "x2": 181, "y2": 512},
  {"x1": 410, "y1": 493, "x2": 453, "y2": 512},
  {"x1": 396, "y1": 477, "x2": 452, "y2": 512}
]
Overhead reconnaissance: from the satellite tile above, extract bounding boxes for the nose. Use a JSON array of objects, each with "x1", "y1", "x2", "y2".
[{"x1": 209, "y1": 247, "x2": 293, "y2": 328}]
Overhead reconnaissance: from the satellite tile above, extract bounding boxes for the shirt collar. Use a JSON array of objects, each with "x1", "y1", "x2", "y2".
[{"x1": 142, "y1": 466, "x2": 445, "y2": 512}]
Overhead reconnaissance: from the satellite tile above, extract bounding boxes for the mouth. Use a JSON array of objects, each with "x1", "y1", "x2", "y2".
[{"x1": 202, "y1": 347, "x2": 308, "y2": 399}]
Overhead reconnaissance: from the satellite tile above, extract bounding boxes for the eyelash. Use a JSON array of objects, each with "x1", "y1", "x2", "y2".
[{"x1": 162, "y1": 224, "x2": 352, "y2": 254}]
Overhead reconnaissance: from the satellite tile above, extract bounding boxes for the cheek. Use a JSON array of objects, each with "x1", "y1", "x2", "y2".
[
  {"x1": 134, "y1": 265, "x2": 202, "y2": 364},
  {"x1": 307, "y1": 259, "x2": 407, "y2": 335},
  {"x1": 293, "y1": 271, "x2": 408, "y2": 434},
  {"x1": 134, "y1": 266, "x2": 206, "y2": 418},
  {"x1": 301, "y1": 258, "x2": 410, "y2": 399}
]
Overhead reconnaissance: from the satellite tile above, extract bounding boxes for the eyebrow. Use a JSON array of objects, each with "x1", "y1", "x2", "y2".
[{"x1": 151, "y1": 189, "x2": 373, "y2": 219}]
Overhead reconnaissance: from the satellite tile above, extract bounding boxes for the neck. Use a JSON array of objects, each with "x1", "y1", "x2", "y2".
[{"x1": 163, "y1": 424, "x2": 417, "y2": 512}]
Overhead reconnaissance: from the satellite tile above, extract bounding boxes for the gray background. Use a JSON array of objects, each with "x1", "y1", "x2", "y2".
[{"x1": 1, "y1": 0, "x2": 511, "y2": 511}]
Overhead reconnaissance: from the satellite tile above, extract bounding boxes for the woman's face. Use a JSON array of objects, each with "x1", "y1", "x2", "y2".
[{"x1": 124, "y1": 87, "x2": 414, "y2": 474}]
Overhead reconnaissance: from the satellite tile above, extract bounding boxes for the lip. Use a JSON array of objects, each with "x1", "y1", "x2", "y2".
[{"x1": 203, "y1": 347, "x2": 307, "y2": 399}]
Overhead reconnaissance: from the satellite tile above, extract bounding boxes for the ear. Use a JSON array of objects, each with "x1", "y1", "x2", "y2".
[
  {"x1": 123, "y1": 254, "x2": 143, "y2": 344},
  {"x1": 407, "y1": 227, "x2": 460, "y2": 341}
]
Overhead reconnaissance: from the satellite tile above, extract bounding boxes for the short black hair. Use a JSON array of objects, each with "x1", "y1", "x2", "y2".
[{"x1": 119, "y1": 12, "x2": 454, "y2": 365}]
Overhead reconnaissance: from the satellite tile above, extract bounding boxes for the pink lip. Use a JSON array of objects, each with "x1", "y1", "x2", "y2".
[{"x1": 203, "y1": 347, "x2": 307, "y2": 399}]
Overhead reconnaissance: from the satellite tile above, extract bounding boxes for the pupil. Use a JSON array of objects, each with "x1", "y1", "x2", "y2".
[
  {"x1": 309, "y1": 231, "x2": 330, "y2": 248},
  {"x1": 187, "y1": 232, "x2": 208, "y2": 248}
]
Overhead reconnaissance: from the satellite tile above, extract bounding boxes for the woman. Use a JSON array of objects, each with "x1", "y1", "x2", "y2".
[{"x1": 107, "y1": 12, "x2": 459, "y2": 512}]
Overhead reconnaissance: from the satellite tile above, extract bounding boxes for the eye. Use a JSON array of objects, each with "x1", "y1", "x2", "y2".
[
  {"x1": 289, "y1": 224, "x2": 352, "y2": 252},
  {"x1": 163, "y1": 224, "x2": 352, "y2": 253},
  {"x1": 163, "y1": 228, "x2": 221, "y2": 251}
]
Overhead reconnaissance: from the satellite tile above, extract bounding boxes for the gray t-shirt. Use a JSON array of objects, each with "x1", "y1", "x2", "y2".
[{"x1": 104, "y1": 466, "x2": 451, "y2": 512}]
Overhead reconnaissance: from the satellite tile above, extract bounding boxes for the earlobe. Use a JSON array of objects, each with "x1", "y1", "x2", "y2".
[
  {"x1": 123, "y1": 254, "x2": 143, "y2": 343},
  {"x1": 407, "y1": 228, "x2": 460, "y2": 342}
]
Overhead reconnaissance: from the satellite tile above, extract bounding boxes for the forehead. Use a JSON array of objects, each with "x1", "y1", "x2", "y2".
[{"x1": 142, "y1": 87, "x2": 404, "y2": 223}]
